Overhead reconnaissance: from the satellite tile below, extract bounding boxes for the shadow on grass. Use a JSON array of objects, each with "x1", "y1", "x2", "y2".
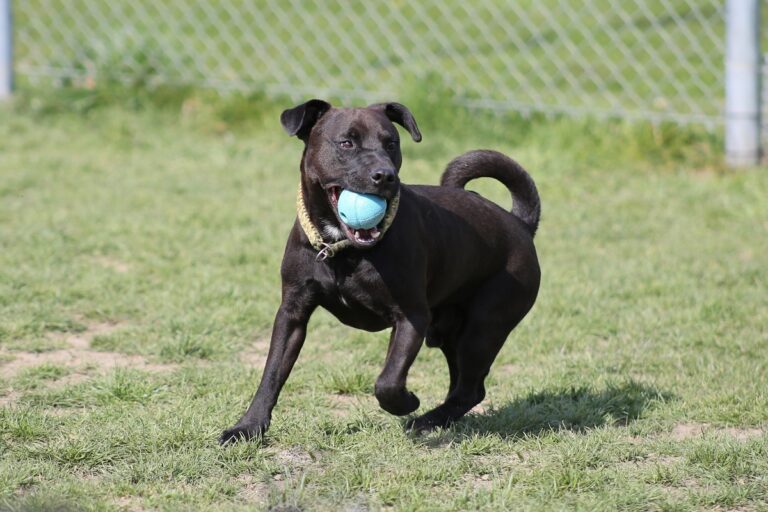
[{"x1": 407, "y1": 380, "x2": 673, "y2": 446}]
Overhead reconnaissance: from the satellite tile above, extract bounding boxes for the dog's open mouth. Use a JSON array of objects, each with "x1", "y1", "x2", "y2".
[{"x1": 327, "y1": 186, "x2": 383, "y2": 246}]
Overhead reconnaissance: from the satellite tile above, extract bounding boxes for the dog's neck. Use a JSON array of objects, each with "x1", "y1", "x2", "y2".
[{"x1": 300, "y1": 175, "x2": 344, "y2": 243}]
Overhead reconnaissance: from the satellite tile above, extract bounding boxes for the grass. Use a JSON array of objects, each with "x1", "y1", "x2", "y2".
[{"x1": 0, "y1": 88, "x2": 767, "y2": 511}]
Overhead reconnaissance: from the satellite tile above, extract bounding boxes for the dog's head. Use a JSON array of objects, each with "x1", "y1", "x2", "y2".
[{"x1": 281, "y1": 99, "x2": 421, "y2": 248}]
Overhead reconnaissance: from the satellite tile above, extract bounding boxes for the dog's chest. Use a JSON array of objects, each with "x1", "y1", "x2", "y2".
[{"x1": 318, "y1": 260, "x2": 393, "y2": 330}]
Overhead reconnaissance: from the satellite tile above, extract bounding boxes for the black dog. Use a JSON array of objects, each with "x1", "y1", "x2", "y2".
[{"x1": 220, "y1": 100, "x2": 540, "y2": 444}]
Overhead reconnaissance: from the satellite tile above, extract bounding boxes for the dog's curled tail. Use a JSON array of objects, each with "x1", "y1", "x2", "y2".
[{"x1": 440, "y1": 150, "x2": 541, "y2": 236}]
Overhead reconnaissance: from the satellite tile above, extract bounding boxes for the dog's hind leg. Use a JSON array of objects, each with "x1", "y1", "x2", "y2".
[
  {"x1": 425, "y1": 305, "x2": 463, "y2": 348},
  {"x1": 407, "y1": 271, "x2": 537, "y2": 432},
  {"x1": 435, "y1": 337, "x2": 464, "y2": 404},
  {"x1": 425, "y1": 306, "x2": 464, "y2": 398},
  {"x1": 425, "y1": 305, "x2": 466, "y2": 399}
]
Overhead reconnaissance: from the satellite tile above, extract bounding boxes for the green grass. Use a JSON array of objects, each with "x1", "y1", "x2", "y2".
[{"x1": 1, "y1": 90, "x2": 767, "y2": 511}]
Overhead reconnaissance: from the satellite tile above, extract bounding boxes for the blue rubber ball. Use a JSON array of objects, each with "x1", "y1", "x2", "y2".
[{"x1": 337, "y1": 190, "x2": 387, "y2": 230}]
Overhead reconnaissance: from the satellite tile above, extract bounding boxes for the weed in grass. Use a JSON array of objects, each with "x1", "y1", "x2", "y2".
[
  {"x1": 93, "y1": 369, "x2": 169, "y2": 405},
  {"x1": 22, "y1": 369, "x2": 168, "y2": 409},
  {"x1": 686, "y1": 435, "x2": 768, "y2": 482},
  {"x1": 0, "y1": 493, "x2": 87, "y2": 512},
  {"x1": 13, "y1": 364, "x2": 72, "y2": 391},
  {"x1": 643, "y1": 461, "x2": 684, "y2": 486},
  {"x1": 159, "y1": 333, "x2": 216, "y2": 362},
  {"x1": 322, "y1": 369, "x2": 374, "y2": 396},
  {"x1": 0, "y1": 406, "x2": 57, "y2": 442},
  {"x1": 456, "y1": 433, "x2": 505, "y2": 456}
]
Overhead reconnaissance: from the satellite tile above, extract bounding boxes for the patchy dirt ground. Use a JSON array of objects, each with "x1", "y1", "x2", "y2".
[
  {"x1": 0, "y1": 322, "x2": 177, "y2": 405},
  {"x1": 670, "y1": 422, "x2": 764, "y2": 441},
  {"x1": 239, "y1": 337, "x2": 269, "y2": 368}
]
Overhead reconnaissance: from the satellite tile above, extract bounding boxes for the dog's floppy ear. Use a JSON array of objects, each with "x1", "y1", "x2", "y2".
[
  {"x1": 280, "y1": 99, "x2": 332, "y2": 142},
  {"x1": 369, "y1": 102, "x2": 422, "y2": 142}
]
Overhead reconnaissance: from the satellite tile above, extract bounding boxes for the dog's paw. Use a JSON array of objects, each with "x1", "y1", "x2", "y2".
[
  {"x1": 405, "y1": 410, "x2": 452, "y2": 433},
  {"x1": 219, "y1": 422, "x2": 267, "y2": 446},
  {"x1": 376, "y1": 387, "x2": 420, "y2": 416}
]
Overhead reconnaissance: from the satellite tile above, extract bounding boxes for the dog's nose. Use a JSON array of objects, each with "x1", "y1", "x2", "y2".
[{"x1": 371, "y1": 168, "x2": 396, "y2": 185}]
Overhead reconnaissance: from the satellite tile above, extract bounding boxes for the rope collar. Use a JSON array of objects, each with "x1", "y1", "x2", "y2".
[{"x1": 296, "y1": 183, "x2": 400, "y2": 261}]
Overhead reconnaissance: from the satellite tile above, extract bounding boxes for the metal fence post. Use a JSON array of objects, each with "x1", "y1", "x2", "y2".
[
  {"x1": 725, "y1": 0, "x2": 761, "y2": 167},
  {"x1": 0, "y1": 0, "x2": 11, "y2": 99}
]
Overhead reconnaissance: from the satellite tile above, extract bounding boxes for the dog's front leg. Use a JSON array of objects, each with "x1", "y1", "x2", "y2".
[
  {"x1": 374, "y1": 312, "x2": 429, "y2": 416},
  {"x1": 220, "y1": 301, "x2": 314, "y2": 444}
]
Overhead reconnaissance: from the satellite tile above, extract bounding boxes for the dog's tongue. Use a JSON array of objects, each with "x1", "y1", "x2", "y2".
[{"x1": 353, "y1": 226, "x2": 381, "y2": 242}]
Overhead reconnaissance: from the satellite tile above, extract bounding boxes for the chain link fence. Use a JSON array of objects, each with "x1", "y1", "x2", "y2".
[{"x1": 9, "y1": 1, "x2": 737, "y2": 126}]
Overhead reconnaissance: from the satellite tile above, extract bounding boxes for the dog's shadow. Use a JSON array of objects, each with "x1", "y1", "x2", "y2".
[{"x1": 405, "y1": 380, "x2": 672, "y2": 447}]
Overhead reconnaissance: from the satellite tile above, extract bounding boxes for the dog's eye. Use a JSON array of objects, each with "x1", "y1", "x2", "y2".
[
  {"x1": 339, "y1": 140, "x2": 354, "y2": 149},
  {"x1": 386, "y1": 140, "x2": 399, "y2": 151}
]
